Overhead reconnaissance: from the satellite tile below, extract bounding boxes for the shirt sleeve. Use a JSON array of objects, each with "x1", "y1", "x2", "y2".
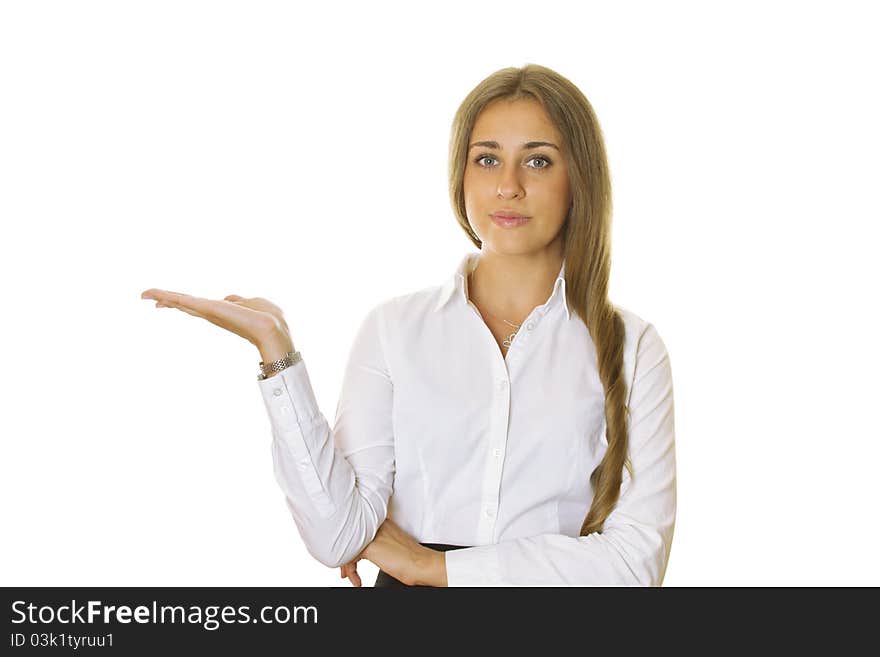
[
  {"x1": 257, "y1": 303, "x2": 395, "y2": 569},
  {"x1": 444, "y1": 322, "x2": 676, "y2": 586}
]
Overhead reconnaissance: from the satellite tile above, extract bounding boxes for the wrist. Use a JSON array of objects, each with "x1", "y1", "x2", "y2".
[
  {"x1": 414, "y1": 549, "x2": 447, "y2": 587},
  {"x1": 257, "y1": 329, "x2": 295, "y2": 365}
]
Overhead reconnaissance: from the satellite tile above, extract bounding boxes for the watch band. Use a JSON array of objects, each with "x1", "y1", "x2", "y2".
[{"x1": 257, "y1": 350, "x2": 302, "y2": 381}]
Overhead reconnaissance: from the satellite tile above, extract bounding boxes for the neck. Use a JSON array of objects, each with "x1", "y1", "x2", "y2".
[{"x1": 467, "y1": 248, "x2": 564, "y2": 321}]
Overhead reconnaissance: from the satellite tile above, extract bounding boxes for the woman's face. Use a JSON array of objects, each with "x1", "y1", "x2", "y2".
[{"x1": 463, "y1": 97, "x2": 572, "y2": 258}]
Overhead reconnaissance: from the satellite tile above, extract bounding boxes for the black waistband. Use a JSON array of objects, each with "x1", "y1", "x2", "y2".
[{"x1": 419, "y1": 542, "x2": 470, "y2": 552}]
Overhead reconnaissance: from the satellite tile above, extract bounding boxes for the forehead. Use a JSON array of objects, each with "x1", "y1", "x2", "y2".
[{"x1": 471, "y1": 98, "x2": 560, "y2": 142}]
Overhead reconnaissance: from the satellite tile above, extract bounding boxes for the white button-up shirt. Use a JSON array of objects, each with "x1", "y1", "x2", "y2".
[{"x1": 258, "y1": 252, "x2": 676, "y2": 586}]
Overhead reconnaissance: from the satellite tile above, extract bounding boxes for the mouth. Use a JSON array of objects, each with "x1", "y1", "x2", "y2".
[{"x1": 490, "y1": 213, "x2": 531, "y2": 228}]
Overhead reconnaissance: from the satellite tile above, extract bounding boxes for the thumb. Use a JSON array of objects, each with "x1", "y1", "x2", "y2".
[{"x1": 223, "y1": 295, "x2": 265, "y2": 312}]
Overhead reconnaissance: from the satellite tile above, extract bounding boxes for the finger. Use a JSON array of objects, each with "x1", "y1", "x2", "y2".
[
  {"x1": 142, "y1": 288, "x2": 190, "y2": 300},
  {"x1": 144, "y1": 290, "x2": 221, "y2": 321},
  {"x1": 341, "y1": 561, "x2": 362, "y2": 586},
  {"x1": 225, "y1": 295, "x2": 274, "y2": 313},
  {"x1": 148, "y1": 294, "x2": 210, "y2": 320},
  {"x1": 224, "y1": 294, "x2": 276, "y2": 310},
  {"x1": 160, "y1": 297, "x2": 210, "y2": 320},
  {"x1": 348, "y1": 561, "x2": 360, "y2": 584}
]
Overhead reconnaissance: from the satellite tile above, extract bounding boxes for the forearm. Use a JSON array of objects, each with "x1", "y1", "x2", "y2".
[
  {"x1": 260, "y1": 303, "x2": 395, "y2": 568},
  {"x1": 414, "y1": 550, "x2": 448, "y2": 587}
]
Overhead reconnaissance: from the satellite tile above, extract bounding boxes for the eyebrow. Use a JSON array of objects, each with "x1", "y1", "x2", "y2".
[{"x1": 468, "y1": 140, "x2": 560, "y2": 152}]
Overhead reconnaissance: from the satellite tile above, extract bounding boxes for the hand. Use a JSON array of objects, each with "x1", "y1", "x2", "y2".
[
  {"x1": 140, "y1": 289, "x2": 291, "y2": 349},
  {"x1": 340, "y1": 558, "x2": 363, "y2": 587},
  {"x1": 357, "y1": 517, "x2": 445, "y2": 587}
]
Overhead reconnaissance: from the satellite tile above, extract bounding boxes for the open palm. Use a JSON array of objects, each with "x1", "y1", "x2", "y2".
[{"x1": 141, "y1": 288, "x2": 290, "y2": 347}]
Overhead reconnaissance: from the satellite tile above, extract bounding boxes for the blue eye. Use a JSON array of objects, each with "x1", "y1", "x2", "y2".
[
  {"x1": 473, "y1": 153, "x2": 553, "y2": 169},
  {"x1": 528, "y1": 156, "x2": 551, "y2": 169}
]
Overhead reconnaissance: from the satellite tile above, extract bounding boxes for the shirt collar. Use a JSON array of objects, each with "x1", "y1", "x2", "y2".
[{"x1": 432, "y1": 252, "x2": 571, "y2": 320}]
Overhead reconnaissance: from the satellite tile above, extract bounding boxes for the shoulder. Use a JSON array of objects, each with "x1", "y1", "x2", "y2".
[
  {"x1": 367, "y1": 283, "x2": 446, "y2": 325},
  {"x1": 614, "y1": 303, "x2": 669, "y2": 360},
  {"x1": 351, "y1": 285, "x2": 444, "y2": 364},
  {"x1": 613, "y1": 304, "x2": 673, "y2": 405},
  {"x1": 347, "y1": 285, "x2": 442, "y2": 360}
]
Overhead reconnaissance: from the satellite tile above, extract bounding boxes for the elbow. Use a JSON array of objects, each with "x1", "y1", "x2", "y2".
[
  {"x1": 637, "y1": 533, "x2": 673, "y2": 587},
  {"x1": 627, "y1": 551, "x2": 668, "y2": 587},
  {"x1": 642, "y1": 530, "x2": 674, "y2": 587},
  {"x1": 303, "y1": 509, "x2": 381, "y2": 570},
  {"x1": 605, "y1": 523, "x2": 673, "y2": 587},
  {"x1": 322, "y1": 541, "x2": 369, "y2": 570},
  {"x1": 636, "y1": 562, "x2": 665, "y2": 587},
  {"x1": 307, "y1": 544, "x2": 344, "y2": 570},
  {"x1": 280, "y1": 498, "x2": 368, "y2": 570},
  {"x1": 299, "y1": 520, "x2": 374, "y2": 569},
  {"x1": 303, "y1": 540, "x2": 365, "y2": 570},
  {"x1": 319, "y1": 553, "x2": 348, "y2": 570}
]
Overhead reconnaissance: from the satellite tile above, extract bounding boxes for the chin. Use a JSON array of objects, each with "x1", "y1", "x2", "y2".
[{"x1": 483, "y1": 241, "x2": 541, "y2": 257}]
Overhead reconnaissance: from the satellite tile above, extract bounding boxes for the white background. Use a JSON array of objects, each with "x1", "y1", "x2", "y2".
[{"x1": 2, "y1": 1, "x2": 877, "y2": 587}]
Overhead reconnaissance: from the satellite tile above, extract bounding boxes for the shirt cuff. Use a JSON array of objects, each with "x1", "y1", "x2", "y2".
[
  {"x1": 257, "y1": 357, "x2": 335, "y2": 519},
  {"x1": 257, "y1": 357, "x2": 321, "y2": 428},
  {"x1": 443, "y1": 544, "x2": 504, "y2": 587}
]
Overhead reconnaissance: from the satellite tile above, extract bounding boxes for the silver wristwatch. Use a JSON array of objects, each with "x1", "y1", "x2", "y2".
[{"x1": 257, "y1": 350, "x2": 302, "y2": 381}]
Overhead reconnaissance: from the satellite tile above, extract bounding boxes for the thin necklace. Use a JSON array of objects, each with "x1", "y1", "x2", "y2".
[{"x1": 468, "y1": 273, "x2": 522, "y2": 350}]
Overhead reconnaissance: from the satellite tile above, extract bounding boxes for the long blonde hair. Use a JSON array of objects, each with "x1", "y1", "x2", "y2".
[{"x1": 448, "y1": 63, "x2": 632, "y2": 536}]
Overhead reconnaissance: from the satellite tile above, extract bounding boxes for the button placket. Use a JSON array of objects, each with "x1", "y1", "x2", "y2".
[
  {"x1": 479, "y1": 368, "x2": 509, "y2": 544},
  {"x1": 511, "y1": 312, "x2": 539, "y2": 352}
]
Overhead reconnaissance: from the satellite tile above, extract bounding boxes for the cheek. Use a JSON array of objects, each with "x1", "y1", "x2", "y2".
[
  {"x1": 462, "y1": 176, "x2": 489, "y2": 213},
  {"x1": 540, "y1": 176, "x2": 571, "y2": 211},
  {"x1": 555, "y1": 172, "x2": 572, "y2": 201},
  {"x1": 462, "y1": 171, "x2": 483, "y2": 197}
]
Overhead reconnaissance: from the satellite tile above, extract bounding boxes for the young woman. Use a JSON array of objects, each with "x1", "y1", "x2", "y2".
[{"x1": 141, "y1": 63, "x2": 676, "y2": 587}]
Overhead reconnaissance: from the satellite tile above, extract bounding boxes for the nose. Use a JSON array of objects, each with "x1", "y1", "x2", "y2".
[{"x1": 496, "y1": 164, "x2": 525, "y2": 199}]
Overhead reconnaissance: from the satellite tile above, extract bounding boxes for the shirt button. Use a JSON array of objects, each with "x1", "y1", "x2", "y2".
[
  {"x1": 493, "y1": 448, "x2": 501, "y2": 458},
  {"x1": 485, "y1": 508, "x2": 496, "y2": 518},
  {"x1": 273, "y1": 388, "x2": 283, "y2": 396},
  {"x1": 298, "y1": 459, "x2": 309, "y2": 471},
  {"x1": 498, "y1": 380, "x2": 508, "y2": 390},
  {"x1": 280, "y1": 406, "x2": 290, "y2": 415},
  {"x1": 526, "y1": 321, "x2": 535, "y2": 330}
]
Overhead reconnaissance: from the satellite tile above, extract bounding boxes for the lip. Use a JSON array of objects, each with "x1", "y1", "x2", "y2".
[
  {"x1": 491, "y1": 210, "x2": 529, "y2": 219},
  {"x1": 490, "y1": 212, "x2": 531, "y2": 228}
]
